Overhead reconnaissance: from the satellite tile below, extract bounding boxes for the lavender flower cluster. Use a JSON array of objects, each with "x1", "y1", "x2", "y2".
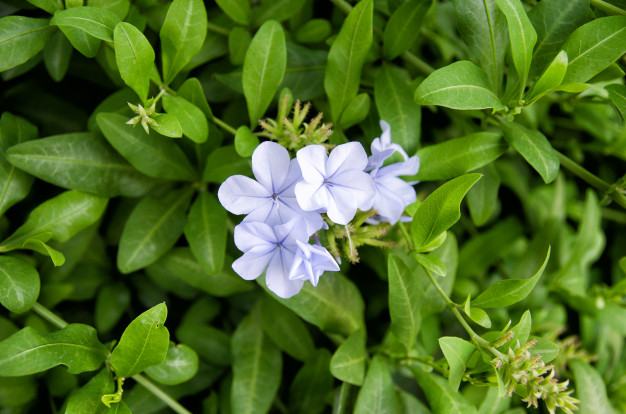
[{"x1": 218, "y1": 121, "x2": 420, "y2": 298}]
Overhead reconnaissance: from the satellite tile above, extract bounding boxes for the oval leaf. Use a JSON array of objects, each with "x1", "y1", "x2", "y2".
[
  {"x1": 184, "y1": 192, "x2": 227, "y2": 274},
  {"x1": 439, "y1": 337, "x2": 476, "y2": 391},
  {"x1": 51, "y1": 6, "x2": 121, "y2": 42},
  {"x1": 389, "y1": 254, "x2": 423, "y2": 351},
  {"x1": 144, "y1": 341, "x2": 199, "y2": 385},
  {"x1": 354, "y1": 356, "x2": 399, "y2": 414},
  {"x1": 114, "y1": 22, "x2": 155, "y2": 103},
  {"x1": 162, "y1": 95, "x2": 208, "y2": 143},
  {"x1": 330, "y1": 328, "x2": 367, "y2": 386},
  {"x1": 0, "y1": 16, "x2": 54, "y2": 71},
  {"x1": 0, "y1": 256, "x2": 39, "y2": 314},
  {"x1": 383, "y1": 0, "x2": 431, "y2": 59}
]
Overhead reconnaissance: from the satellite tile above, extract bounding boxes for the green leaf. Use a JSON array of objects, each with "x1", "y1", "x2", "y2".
[
  {"x1": 288, "y1": 349, "x2": 333, "y2": 414},
  {"x1": 5, "y1": 133, "x2": 160, "y2": 197},
  {"x1": 414, "y1": 61, "x2": 506, "y2": 111},
  {"x1": 243, "y1": 20, "x2": 286, "y2": 126},
  {"x1": 145, "y1": 341, "x2": 199, "y2": 385},
  {"x1": 330, "y1": 328, "x2": 366, "y2": 385},
  {"x1": 414, "y1": 132, "x2": 505, "y2": 181},
  {"x1": 151, "y1": 113, "x2": 183, "y2": 138},
  {"x1": 97, "y1": 113, "x2": 196, "y2": 181},
  {"x1": 383, "y1": 0, "x2": 431, "y2": 59},
  {"x1": 411, "y1": 173, "x2": 482, "y2": 252},
  {"x1": 606, "y1": 84, "x2": 626, "y2": 120},
  {"x1": 24, "y1": 239, "x2": 65, "y2": 266},
  {"x1": 59, "y1": 25, "x2": 101, "y2": 57},
  {"x1": 203, "y1": 145, "x2": 252, "y2": 184},
  {"x1": 562, "y1": 16, "x2": 626, "y2": 83},
  {"x1": 114, "y1": 22, "x2": 155, "y2": 103},
  {"x1": 354, "y1": 355, "x2": 400, "y2": 414},
  {"x1": 65, "y1": 369, "x2": 114, "y2": 414},
  {"x1": 501, "y1": 120, "x2": 559, "y2": 183},
  {"x1": 463, "y1": 303, "x2": 492, "y2": 328},
  {"x1": 228, "y1": 26, "x2": 251, "y2": 66},
  {"x1": 110, "y1": 303, "x2": 170, "y2": 378},
  {"x1": 184, "y1": 192, "x2": 227, "y2": 274},
  {"x1": 294, "y1": 19, "x2": 332, "y2": 44},
  {"x1": 162, "y1": 95, "x2": 209, "y2": 143},
  {"x1": 234, "y1": 125, "x2": 259, "y2": 158},
  {"x1": 160, "y1": 0, "x2": 207, "y2": 84},
  {"x1": 529, "y1": 336, "x2": 559, "y2": 363},
  {"x1": 260, "y1": 295, "x2": 315, "y2": 362},
  {"x1": 51, "y1": 6, "x2": 121, "y2": 42},
  {"x1": 412, "y1": 369, "x2": 478, "y2": 414},
  {"x1": 571, "y1": 360, "x2": 617, "y2": 414},
  {"x1": 472, "y1": 246, "x2": 550, "y2": 308},
  {"x1": 215, "y1": 0, "x2": 250, "y2": 25},
  {"x1": 526, "y1": 50, "x2": 568, "y2": 103},
  {"x1": 0, "y1": 112, "x2": 37, "y2": 216},
  {"x1": 494, "y1": 0, "x2": 537, "y2": 95},
  {"x1": 466, "y1": 164, "x2": 500, "y2": 227},
  {"x1": 175, "y1": 323, "x2": 231, "y2": 367},
  {"x1": 375, "y1": 63, "x2": 421, "y2": 155},
  {"x1": 438, "y1": 337, "x2": 476, "y2": 391},
  {"x1": 528, "y1": 0, "x2": 590, "y2": 77},
  {"x1": 43, "y1": 30, "x2": 73, "y2": 82},
  {"x1": 0, "y1": 324, "x2": 108, "y2": 376},
  {"x1": 419, "y1": 234, "x2": 459, "y2": 317},
  {"x1": 91, "y1": 0, "x2": 130, "y2": 20},
  {"x1": 27, "y1": 0, "x2": 63, "y2": 14},
  {"x1": 388, "y1": 254, "x2": 423, "y2": 351},
  {"x1": 338, "y1": 93, "x2": 370, "y2": 129},
  {"x1": 177, "y1": 77, "x2": 214, "y2": 120},
  {"x1": 252, "y1": 0, "x2": 307, "y2": 27},
  {"x1": 414, "y1": 253, "x2": 447, "y2": 277},
  {"x1": 324, "y1": 0, "x2": 373, "y2": 123},
  {"x1": 0, "y1": 256, "x2": 39, "y2": 314},
  {"x1": 95, "y1": 283, "x2": 130, "y2": 334},
  {"x1": 0, "y1": 16, "x2": 55, "y2": 71},
  {"x1": 117, "y1": 188, "x2": 191, "y2": 274},
  {"x1": 0, "y1": 376, "x2": 37, "y2": 407},
  {"x1": 452, "y1": 0, "x2": 507, "y2": 94},
  {"x1": 231, "y1": 308, "x2": 282, "y2": 414}
]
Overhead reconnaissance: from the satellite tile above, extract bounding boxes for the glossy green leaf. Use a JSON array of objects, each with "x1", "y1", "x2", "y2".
[
  {"x1": 411, "y1": 173, "x2": 482, "y2": 252},
  {"x1": 324, "y1": 0, "x2": 373, "y2": 123},
  {"x1": 110, "y1": 303, "x2": 170, "y2": 378},
  {"x1": 495, "y1": 0, "x2": 537, "y2": 95},
  {"x1": 203, "y1": 145, "x2": 252, "y2": 184},
  {"x1": 354, "y1": 355, "x2": 399, "y2": 414},
  {"x1": 145, "y1": 341, "x2": 199, "y2": 385},
  {"x1": 65, "y1": 369, "x2": 114, "y2": 414},
  {"x1": 27, "y1": 0, "x2": 63, "y2": 14},
  {"x1": 571, "y1": 360, "x2": 616, "y2": 414},
  {"x1": 234, "y1": 125, "x2": 259, "y2": 158},
  {"x1": 260, "y1": 295, "x2": 315, "y2": 362},
  {"x1": 472, "y1": 246, "x2": 550, "y2": 308},
  {"x1": 5, "y1": 133, "x2": 160, "y2": 197},
  {"x1": 414, "y1": 61, "x2": 506, "y2": 111},
  {"x1": 501, "y1": 120, "x2": 559, "y2": 183},
  {"x1": 415, "y1": 132, "x2": 505, "y2": 181},
  {"x1": 91, "y1": 0, "x2": 130, "y2": 19},
  {"x1": 95, "y1": 283, "x2": 130, "y2": 334},
  {"x1": 562, "y1": 16, "x2": 626, "y2": 83},
  {"x1": 58, "y1": 25, "x2": 101, "y2": 57},
  {"x1": 288, "y1": 349, "x2": 333, "y2": 414},
  {"x1": 529, "y1": 336, "x2": 559, "y2": 363},
  {"x1": 338, "y1": 93, "x2": 370, "y2": 129},
  {"x1": 160, "y1": 0, "x2": 207, "y2": 84},
  {"x1": 466, "y1": 164, "x2": 500, "y2": 226},
  {"x1": 117, "y1": 188, "x2": 191, "y2": 274},
  {"x1": 184, "y1": 192, "x2": 227, "y2": 274},
  {"x1": 452, "y1": 0, "x2": 507, "y2": 94},
  {"x1": 526, "y1": 50, "x2": 568, "y2": 103},
  {"x1": 176, "y1": 323, "x2": 231, "y2": 367},
  {"x1": 231, "y1": 308, "x2": 282, "y2": 414},
  {"x1": 413, "y1": 369, "x2": 478, "y2": 414},
  {"x1": 97, "y1": 112, "x2": 196, "y2": 181},
  {"x1": 439, "y1": 337, "x2": 476, "y2": 391},
  {"x1": 162, "y1": 95, "x2": 209, "y2": 143},
  {"x1": 330, "y1": 328, "x2": 366, "y2": 385},
  {"x1": 375, "y1": 63, "x2": 421, "y2": 155},
  {"x1": 606, "y1": 84, "x2": 626, "y2": 120},
  {"x1": 0, "y1": 16, "x2": 55, "y2": 71},
  {"x1": 243, "y1": 20, "x2": 286, "y2": 126},
  {"x1": 0, "y1": 324, "x2": 108, "y2": 376},
  {"x1": 177, "y1": 77, "x2": 214, "y2": 120},
  {"x1": 383, "y1": 0, "x2": 431, "y2": 59},
  {"x1": 252, "y1": 0, "x2": 307, "y2": 27},
  {"x1": 151, "y1": 113, "x2": 183, "y2": 138},
  {"x1": 388, "y1": 254, "x2": 422, "y2": 351},
  {"x1": 51, "y1": 7, "x2": 120, "y2": 42},
  {"x1": 114, "y1": 22, "x2": 154, "y2": 103},
  {"x1": 216, "y1": 0, "x2": 249, "y2": 25},
  {"x1": 43, "y1": 30, "x2": 73, "y2": 82},
  {"x1": 414, "y1": 253, "x2": 447, "y2": 277},
  {"x1": 25, "y1": 239, "x2": 65, "y2": 266},
  {"x1": 0, "y1": 256, "x2": 39, "y2": 314},
  {"x1": 464, "y1": 305, "x2": 491, "y2": 329}
]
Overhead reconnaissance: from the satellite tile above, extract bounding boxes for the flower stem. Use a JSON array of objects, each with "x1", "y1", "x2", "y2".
[
  {"x1": 32, "y1": 302, "x2": 68, "y2": 329},
  {"x1": 132, "y1": 374, "x2": 193, "y2": 414},
  {"x1": 213, "y1": 116, "x2": 238, "y2": 135}
]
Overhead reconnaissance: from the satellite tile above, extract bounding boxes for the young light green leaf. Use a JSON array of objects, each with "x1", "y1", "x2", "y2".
[
  {"x1": 414, "y1": 132, "x2": 505, "y2": 181},
  {"x1": 97, "y1": 113, "x2": 196, "y2": 181},
  {"x1": 260, "y1": 295, "x2": 315, "y2": 362},
  {"x1": 388, "y1": 254, "x2": 423, "y2": 351},
  {"x1": 203, "y1": 145, "x2": 252, "y2": 184},
  {"x1": 243, "y1": 20, "x2": 286, "y2": 127},
  {"x1": 571, "y1": 360, "x2": 616, "y2": 414},
  {"x1": 65, "y1": 369, "x2": 114, "y2": 414},
  {"x1": 231, "y1": 308, "x2": 282, "y2": 414},
  {"x1": 411, "y1": 173, "x2": 482, "y2": 252},
  {"x1": 151, "y1": 113, "x2": 183, "y2": 138},
  {"x1": 184, "y1": 192, "x2": 227, "y2": 275},
  {"x1": 95, "y1": 283, "x2": 130, "y2": 334},
  {"x1": 24, "y1": 239, "x2": 65, "y2": 266},
  {"x1": 526, "y1": 50, "x2": 568, "y2": 103},
  {"x1": 562, "y1": 16, "x2": 626, "y2": 83},
  {"x1": 110, "y1": 303, "x2": 170, "y2": 378},
  {"x1": 51, "y1": 7, "x2": 121, "y2": 42},
  {"x1": 330, "y1": 328, "x2": 367, "y2": 385},
  {"x1": 606, "y1": 84, "x2": 626, "y2": 120},
  {"x1": 0, "y1": 256, "x2": 39, "y2": 314},
  {"x1": 0, "y1": 324, "x2": 108, "y2": 376},
  {"x1": 27, "y1": 0, "x2": 63, "y2": 14},
  {"x1": 162, "y1": 95, "x2": 208, "y2": 143},
  {"x1": 529, "y1": 337, "x2": 559, "y2": 363},
  {"x1": 413, "y1": 369, "x2": 479, "y2": 414},
  {"x1": 114, "y1": 22, "x2": 155, "y2": 103},
  {"x1": 145, "y1": 341, "x2": 199, "y2": 385},
  {"x1": 414, "y1": 252, "x2": 447, "y2": 277},
  {"x1": 439, "y1": 337, "x2": 476, "y2": 391},
  {"x1": 375, "y1": 63, "x2": 421, "y2": 155},
  {"x1": 354, "y1": 355, "x2": 400, "y2": 414},
  {"x1": 160, "y1": 0, "x2": 207, "y2": 84},
  {"x1": 288, "y1": 349, "x2": 333, "y2": 414},
  {"x1": 472, "y1": 246, "x2": 550, "y2": 308},
  {"x1": 383, "y1": 0, "x2": 431, "y2": 59},
  {"x1": 452, "y1": 0, "x2": 507, "y2": 94},
  {"x1": 215, "y1": 0, "x2": 250, "y2": 25},
  {"x1": 324, "y1": 0, "x2": 373, "y2": 123},
  {"x1": 0, "y1": 16, "x2": 55, "y2": 72},
  {"x1": 464, "y1": 306, "x2": 492, "y2": 328},
  {"x1": 501, "y1": 120, "x2": 559, "y2": 183},
  {"x1": 177, "y1": 77, "x2": 214, "y2": 120},
  {"x1": 414, "y1": 61, "x2": 506, "y2": 111},
  {"x1": 117, "y1": 188, "x2": 191, "y2": 274},
  {"x1": 234, "y1": 126, "x2": 259, "y2": 158},
  {"x1": 338, "y1": 93, "x2": 370, "y2": 129},
  {"x1": 494, "y1": 0, "x2": 537, "y2": 96},
  {"x1": 5, "y1": 133, "x2": 160, "y2": 197},
  {"x1": 43, "y1": 30, "x2": 73, "y2": 82},
  {"x1": 58, "y1": 25, "x2": 101, "y2": 57},
  {"x1": 252, "y1": 0, "x2": 307, "y2": 27}
]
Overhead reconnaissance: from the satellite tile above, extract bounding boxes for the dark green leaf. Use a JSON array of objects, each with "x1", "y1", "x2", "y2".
[
  {"x1": 438, "y1": 337, "x2": 476, "y2": 391},
  {"x1": 65, "y1": 369, "x2": 114, "y2": 414},
  {"x1": 288, "y1": 349, "x2": 333, "y2": 414},
  {"x1": 203, "y1": 145, "x2": 252, "y2": 184},
  {"x1": 571, "y1": 360, "x2": 616, "y2": 414},
  {"x1": 383, "y1": 0, "x2": 431, "y2": 59},
  {"x1": 412, "y1": 369, "x2": 478, "y2": 414},
  {"x1": 388, "y1": 254, "x2": 422, "y2": 351},
  {"x1": 0, "y1": 376, "x2": 37, "y2": 407},
  {"x1": 0, "y1": 324, "x2": 108, "y2": 376},
  {"x1": 91, "y1": 0, "x2": 131, "y2": 20},
  {"x1": 95, "y1": 283, "x2": 130, "y2": 334},
  {"x1": 216, "y1": 0, "x2": 250, "y2": 25},
  {"x1": 51, "y1": 7, "x2": 121, "y2": 42},
  {"x1": 606, "y1": 84, "x2": 626, "y2": 120},
  {"x1": 114, "y1": 22, "x2": 155, "y2": 103},
  {"x1": 145, "y1": 341, "x2": 199, "y2": 385},
  {"x1": 162, "y1": 95, "x2": 209, "y2": 143},
  {"x1": 466, "y1": 164, "x2": 501, "y2": 227},
  {"x1": 0, "y1": 16, "x2": 54, "y2": 71},
  {"x1": 58, "y1": 25, "x2": 101, "y2": 57},
  {"x1": 0, "y1": 256, "x2": 39, "y2": 314},
  {"x1": 27, "y1": 0, "x2": 63, "y2": 14},
  {"x1": 43, "y1": 30, "x2": 73, "y2": 82},
  {"x1": 184, "y1": 192, "x2": 227, "y2": 274},
  {"x1": 294, "y1": 19, "x2": 332, "y2": 44},
  {"x1": 252, "y1": 0, "x2": 307, "y2": 26},
  {"x1": 338, "y1": 93, "x2": 370, "y2": 129},
  {"x1": 176, "y1": 323, "x2": 231, "y2": 367},
  {"x1": 110, "y1": 303, "x2": 170, "y2": 378},
  {"x1": 354, "y1": 355, "x2": 400, "y2": 414},
  {"x1": 419, "y1": 234, "x2": 459, "y2": 317},
  {"x1": 228, "y1": 26, "x2": 251, "y2": 66},
  {"x1": 330, "y1": 328, "x2": 366, "y2": 385}
]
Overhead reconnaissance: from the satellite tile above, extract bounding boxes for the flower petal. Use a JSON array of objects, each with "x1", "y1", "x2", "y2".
[
  {"x1": 274, "y1": 217, "x2": 309, "y2": 245},
  {"x1": 296, "y1": 145, "x2": 327, "y2": 184},
  {"x1": 372, "y1": 175, "x2": 416, "y2": 224},
  {"x1": 233, "y1": 221, "x2": 277, "y2": 252},
  {"x1": 378, "y1": 156, "x2": 420, "y2": 177},
  {"x1": 232, "y1": 246, "x2": 274, "y2": 280},
  {"x1": 218, "y1": 175, "x2": 271, "y2": 215},
  {"x1": 326, "y1": 142, "x2": 368, "y2": 177},
  {"x1": 265, "y1": 249, "x2": 303, "y2": 298},
  {"x1": 326, "y1": 188, "x2": 357, "y2": 225},
  {"x1": 252, "y1": 141, "x2": 291, "y2": 192},
  {"x1": 295, "y1": 181, "x2": 329, "y2": 212},
  {"x1": 330, "y1": 169, "x2": 376, "y2": 210}
]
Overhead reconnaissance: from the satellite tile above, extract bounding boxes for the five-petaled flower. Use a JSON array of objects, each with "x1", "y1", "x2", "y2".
[{"x1": 289, "y1": 240, "x2": 340, "y2": 286}]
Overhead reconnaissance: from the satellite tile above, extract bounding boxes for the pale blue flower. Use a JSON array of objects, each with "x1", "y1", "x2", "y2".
[
  {"x1": 218, "y1": 141, "x2": 323, "y2": 235},
  {"x1": 295, "y1": 142, "x2": 376, "y2": 225},
  {"x1": 289, "y1": 240, "x2": 339, "y2": 286}
]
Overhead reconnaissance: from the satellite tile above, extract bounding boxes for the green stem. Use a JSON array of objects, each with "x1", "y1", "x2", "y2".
[
  {"x1": 206, "y1": 21, "x2": 231, "y2": 36},
  {"x1": 32, "y1": 303, "x2": 68, "y2": 329},
  {"x1": 400, "y1": 51, "x2": 435, "y2": 75},
  {"x1": 213, "y1": 117, "x2": 238, "y2": 135},
  {"x1": 132, "y1": 374, "x2": 192, "y2": 414},
  {"x1": 591, "y1": 0, "x2": 626, "y2": 15},
  {"x1": 329, "y1": 0, "x2": 353, "y2": 14}
]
